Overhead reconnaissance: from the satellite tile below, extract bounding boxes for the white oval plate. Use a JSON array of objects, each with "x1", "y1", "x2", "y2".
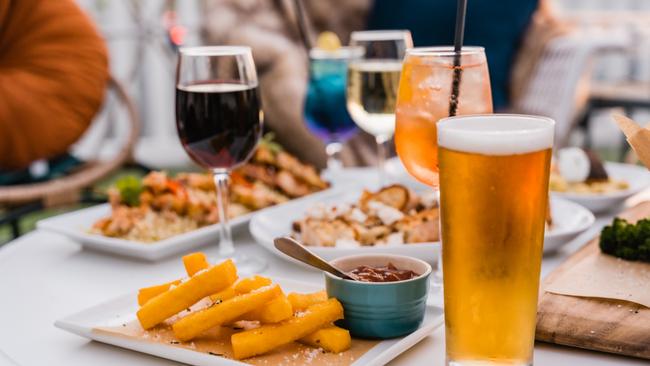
[
  {"x1": 545, "y1": 197, "x2": 595, "y2": 253},
  {"x1": 250, "y1": 185, "x2": 440, "y2": 267},
  {"x1": 551, "y1": 162, "x2": 650, "y2": 213},
  {"x1": 250, "y1": 187, "x2": 594, "y2": 267}
]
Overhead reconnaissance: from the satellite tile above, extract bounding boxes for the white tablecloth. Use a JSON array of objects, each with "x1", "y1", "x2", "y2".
[
  {"x1": 0, "y1": 215, "x2": 647, "y2": 366},
  {"x1": 3, "y1": 162, "x2": 650, "y2": 365}
]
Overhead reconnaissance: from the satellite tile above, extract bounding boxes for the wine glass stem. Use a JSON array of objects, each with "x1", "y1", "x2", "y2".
[
  {"x1": 213, "y1": 171, "x2": 234, "y2": 257},
  {"x1": 325, "y1": 141, "x2": 343, "y2": 171},
  {"x1": 376, "y1": 135, "x2": 389, "y2": 185}
]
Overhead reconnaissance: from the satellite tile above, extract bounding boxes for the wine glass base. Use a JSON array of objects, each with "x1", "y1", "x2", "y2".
[{"x1": 213, "y1": 252, "x2": 267, "y2": 275}]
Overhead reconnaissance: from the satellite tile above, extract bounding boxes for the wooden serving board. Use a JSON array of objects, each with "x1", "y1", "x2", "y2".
[{"x1": 536, "y1": 201, "x2": 650, "y2": 359}]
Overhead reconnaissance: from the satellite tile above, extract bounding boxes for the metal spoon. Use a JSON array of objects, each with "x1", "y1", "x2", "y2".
[{"x1": 273, "y1": 237, "x2": 359, "y2": 281}]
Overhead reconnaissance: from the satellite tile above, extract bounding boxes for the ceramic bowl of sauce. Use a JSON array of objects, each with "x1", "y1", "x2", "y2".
[{"x1": 324, "y1": 254, "x2": 431, "y2": 339}]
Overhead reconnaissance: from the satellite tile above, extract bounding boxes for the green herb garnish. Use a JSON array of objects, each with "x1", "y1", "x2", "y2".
[
  {"x1": 600, "y1": 217, "x2": 650, "y2": 262},
  {"x1": 115, "y1": 175, "x2": 143, "y2": 206},
  {"x1": 259, "y1": 132, "x2": 283, "y2": 153}
]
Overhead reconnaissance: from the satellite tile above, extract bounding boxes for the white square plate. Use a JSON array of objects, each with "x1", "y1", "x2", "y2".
[
  {"x1": 36, "y1": 203, "x2": 252, "y2": 261},
  {"x1": 36, "y1": 189, "x2": 336, "y2": 261},
  {"x1": 54, "y1": 277, "x2": 444, "y2": 366}
]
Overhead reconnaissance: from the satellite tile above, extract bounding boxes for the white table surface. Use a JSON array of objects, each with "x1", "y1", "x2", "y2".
[{"x1": 1, "y1": 170, "x2": 649, "y2": 366}]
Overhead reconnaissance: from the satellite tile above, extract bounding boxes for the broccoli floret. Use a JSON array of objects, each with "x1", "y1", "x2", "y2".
[
  {"x1": 115, "y1": 175, "x2": 143, "y2": 207},
  {"x1": 599, "y1": 217, "x2": 650, "y2": 263},
  {"x1": 616, "y1": 246, "x2": 638, "y2": 261},
  {"x1": 599, "y1": 222, "x2": 618, "y2": 255},
  {"x1": 639, "y1": 238, "x2": 650, "y2": 262}
]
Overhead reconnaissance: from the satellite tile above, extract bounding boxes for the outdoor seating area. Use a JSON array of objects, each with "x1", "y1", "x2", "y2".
[{"x1": 2, "y1": 1, "x2": 650, "y2": 366}]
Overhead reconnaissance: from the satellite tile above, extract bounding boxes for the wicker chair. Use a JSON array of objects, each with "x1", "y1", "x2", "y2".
[
  {"x1": 0, "y1": 75, "x2": 140, "y2": 238},
  {"x1": 512, "y1": 31, "x2": 629, "y2": 147}
]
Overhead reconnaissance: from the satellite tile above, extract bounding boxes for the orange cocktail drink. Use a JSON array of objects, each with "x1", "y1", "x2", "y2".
[{"x1": 395, "y1": 47, "x2": 492, "y2": 186}]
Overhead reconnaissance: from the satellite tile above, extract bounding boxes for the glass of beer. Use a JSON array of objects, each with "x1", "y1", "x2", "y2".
[
  {"x1": 395, "y1": 47, "x2": 492, "y2": 187},
  {"x1": 438, "y1": 114, "x2": 555, "y2": 366}
]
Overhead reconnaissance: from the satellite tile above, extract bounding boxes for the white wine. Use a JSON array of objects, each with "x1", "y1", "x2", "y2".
[{"x1": 346, "y1": 61, "x2": 401, "y2": 138}]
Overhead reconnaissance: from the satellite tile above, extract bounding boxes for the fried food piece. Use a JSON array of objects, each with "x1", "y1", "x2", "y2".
[
  {"x1": 360, "y1": 184, "x2": 410, "y2": 211},
  {"x1": 137, "y1": 259, "x2": 237, "y2": 330},
  {"x1": 287, "y1": 290, "x2": 328, "y2": 311},
  {"x1": 137, "y1": 280, "x2": 181, "y2": 306},
  {"x1": 182, "y1": 252, "x2": 210, "y2": 276},
  {"x1": 396, "y1": 207, "x2": 440, "y2": 243},
  {"x1": 275, "y1": 170, "x2": 313, "y2": 197},
  {"x1": 93, "y1": 205, "x2": 146, "y2": 237},
  {"x1": 242, "y1": 295, "x2": 293, "y2": 323},
  {"x1": 210, "y1": 275, "x2": 272, "y2": 302},
  {"x1": 141, "y1": 171, "x2": 168, "y2": 194},
  {"x1": 252, "y1": 144, "x2": 276, "y2": 165},
  {"x1": 276, "y1": 151, "x2": 328, "y2": 190},
  {"x1": 299, "y1": 326, "x2": 351, "y2": 353},
  {"x1": 231, "y1": 298, "x2": 344, "y2": 359},
  {"x1": 177, "y1": 172, "x2": 215, "y2": 191},
  {"x1": 237, "y1": 164, "x2": 276, "y2": 188},
  {"x1": 299, "y1": 219, "x2": 356, "y2": 247},
  {"x1": 231, "y1": 181, "x2": 289, "y2": 210},
  {"x1": 173, "y1": 284, "x2": 283, "y2": 341}
]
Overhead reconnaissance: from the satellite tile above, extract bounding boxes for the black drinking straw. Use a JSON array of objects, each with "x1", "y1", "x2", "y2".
[
  {"x1": 449, "y1": 0, "x2": 468, "y2": 116},
  {"x1": 293, "y1": 0, "x2": 312, "y2": 50}
]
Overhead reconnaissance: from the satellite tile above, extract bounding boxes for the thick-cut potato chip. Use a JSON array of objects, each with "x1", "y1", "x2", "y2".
[
  {"x1": 137, "y1": 280, "x2": 181, "y2": 306},
  {"x1": 173, "y1": 284, "x2": 282, "y2": 341},
  {"x1": 300, "y1": 326, "x2": 351, "y2": 353},
  {"x1": 231, "y1": 298, "x2": 344, "y2": 359},
  {"x1": 138, "y1": 252, "x2": 210, "y2": 306},
  {"x1": 287, "y1": 290, "x2": 328, "y2": 311},
  {"x1": 242, "y1": 295, "x2": 293, "y2": 323},
  {"x1": 137, "y1": 259, "x2": 237, "y2": 330},
  {"x1": 210, "y1": 275, "x2": 272, "y2": 302},
  {"x1": 182, "y1": 252, "x2": 210, "y2": 276}
]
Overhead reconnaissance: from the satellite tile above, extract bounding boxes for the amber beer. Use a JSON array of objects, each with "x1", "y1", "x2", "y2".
[{"x1": 438, "y1": 115, "x2": 554, "y2": 365}]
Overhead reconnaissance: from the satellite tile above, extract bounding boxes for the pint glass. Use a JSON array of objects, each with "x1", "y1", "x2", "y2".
[{"x1": 438, "y1": 114, "x2": 554, "y2": 366}]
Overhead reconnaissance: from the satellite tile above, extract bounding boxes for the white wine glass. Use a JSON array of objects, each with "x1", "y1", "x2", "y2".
[{"x1": 346, "y1": 30, "x2": 413, "y2": 184}]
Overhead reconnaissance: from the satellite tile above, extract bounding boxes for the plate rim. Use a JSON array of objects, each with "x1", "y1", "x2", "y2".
[{"x1": 546, "y1": 197, "x2": 595, "y2": 237}]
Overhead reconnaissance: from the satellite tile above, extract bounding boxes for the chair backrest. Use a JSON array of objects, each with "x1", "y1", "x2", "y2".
[
  {"x1": 0, "y1": 76, "x2": 140, "y2": 207},
  {"x1": 513, "y1": 31, "x2": 629, "y2": 146}
]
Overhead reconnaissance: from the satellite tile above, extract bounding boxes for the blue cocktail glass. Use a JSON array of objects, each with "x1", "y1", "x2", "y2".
[{"x1": 304, "y1": 47, "x2": 363, "y2": 169}]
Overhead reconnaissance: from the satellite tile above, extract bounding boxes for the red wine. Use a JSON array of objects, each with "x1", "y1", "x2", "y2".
[{"x1": 176, "y1": 83, "x2": 262, "y2": 170}]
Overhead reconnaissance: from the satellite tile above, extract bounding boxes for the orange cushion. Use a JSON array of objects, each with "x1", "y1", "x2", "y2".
[{"x1": 0, "y1": 0, "x2": 109, "y2": 170}]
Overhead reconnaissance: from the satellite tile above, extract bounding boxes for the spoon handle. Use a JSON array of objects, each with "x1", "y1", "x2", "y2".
[{"x1": 274, "y1": 237, "x2": 354, "y2": 280}]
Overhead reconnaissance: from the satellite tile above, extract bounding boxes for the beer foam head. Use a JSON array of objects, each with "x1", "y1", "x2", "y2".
[{"x1": 437, "y1": 114, "x2": 555, "y2": 155}]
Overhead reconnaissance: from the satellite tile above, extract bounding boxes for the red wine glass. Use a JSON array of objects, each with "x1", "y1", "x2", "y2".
[{"x1": 175, "y1": 46, "x2": 265, "y2": 273}]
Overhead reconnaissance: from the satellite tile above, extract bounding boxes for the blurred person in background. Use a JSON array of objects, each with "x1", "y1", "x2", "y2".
[
  {"x1": 0, "y1": 0, "x2": 109, "y2": 184},
  {"x1": 202, "y1": 0, "x2": 548, "y2": 168},
  {"x1": 367, "y1": 0, "x2": 538, "y2": 112}
]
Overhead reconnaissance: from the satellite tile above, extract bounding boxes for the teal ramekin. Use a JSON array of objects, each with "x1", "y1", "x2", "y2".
[{"x1": 324, "y1": 254, "x2": 431, "y2": 339}]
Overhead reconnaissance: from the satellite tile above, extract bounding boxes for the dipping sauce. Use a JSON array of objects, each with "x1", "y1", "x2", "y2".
[{"x1": 349, "y1": 263, "x2": 419, "y2": 282}]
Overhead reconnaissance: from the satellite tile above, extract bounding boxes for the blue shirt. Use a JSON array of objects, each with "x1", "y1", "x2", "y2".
[{"x1": 367, "y1": 0, "x2": 538, "y2": 110}]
